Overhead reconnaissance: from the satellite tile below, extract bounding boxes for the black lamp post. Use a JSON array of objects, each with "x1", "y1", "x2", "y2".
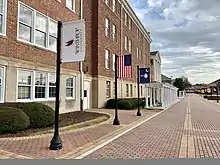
[{"x1": 137, "y1": 65, "x2": 141, "y2": 116}]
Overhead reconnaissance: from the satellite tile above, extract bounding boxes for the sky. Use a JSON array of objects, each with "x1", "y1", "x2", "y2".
[{"x1": 128, "y1": 0, "x2": 220, "y2": 84}]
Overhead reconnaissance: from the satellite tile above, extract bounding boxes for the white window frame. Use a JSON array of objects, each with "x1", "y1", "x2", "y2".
[
  {"x1": 16, "y1": 69, "x2": 57, "y2": 102},
  {"x1": 66, "y1": 77, "x2": 76, "y2": 100},
  {"x1": 112, "y1": 0, "x2": 116, "y2": 12},
  {"x1": 105, "y1": 17, "x2": 110, "y2": 37},
  {"x1": 34, "y1": 71, "x2": 47, "y2": 100},
  {"x1": 124, "y1": 36, "x2": 128, "y2": 50},
  {"x1": 17, "y1": 2, "x2": 58, "y2": 52},
  {"x1": 105, "y1": 49, "x2": 110, "y2": 69},
  {"x1": 112, "y1": 24, "x2": 116, "y2": 42},
  {"x1": 0, "y1": 0, "x2": 7, "y2": 36},
  {"x1": 66, "y1": 0, "x2": 75, "y2": 12},
  {"x1": 48, "y1": 73, "x2": 56, "y2": 98},
  {"x1": 128, "y1": 39, "x2": 132, "y2": 53},
  {"x1": 113, "y1": 53, "x2": 116, "y2": 71},
  {"x1": 106, "y1": 81, "x2": 111, "y2": 98}
]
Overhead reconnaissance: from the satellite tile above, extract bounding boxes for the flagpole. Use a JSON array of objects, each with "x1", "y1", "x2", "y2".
[
  {"x1": 137, "y1": 65, "x2": 141, "y2": 116},
  {"x1": 113, "y1": 55, "x2": 120, "y2": 125},
  {"x1": 49, "y1": 21, "x2": 63, "y2": 150}
]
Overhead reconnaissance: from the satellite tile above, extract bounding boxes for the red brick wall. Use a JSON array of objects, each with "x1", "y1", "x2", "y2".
[{"x1": 1, "y1": 0, "x2": 82, "y2": 71}]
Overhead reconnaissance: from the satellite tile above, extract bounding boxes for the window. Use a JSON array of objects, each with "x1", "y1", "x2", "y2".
[
  {"x1": 17, "y1": 70, "x2": 32, "y2": 99},
  {"x1": 66, "y1": 77, "x2": 76, "y2": 98},
  {"x1": 112, "y1": 0, "x2": 116, "y2": 12},
  {"x1": 66, "y1": 0, "x2": 75, "y2": 11},
  {"x1": 128, "y1": 39, "x2": 132, "y2": 53},
  {"x1": 137, "y1": 46, "x2": 139, "y2": 58},
  {"x1": 49, "y1": 20, "x2": 57, "y2": 51},
  {"x1": 124, "y1": 12, "x2": 127, "y2": 26},
  {"x1": 105, "y1": 49, "x2": 110, "y2": 69},
  {"x1": 105, "y1": 17, "x2": 110, "y2": 37},
  {"x1": 130, "y1": 84, "x2": 133, "y2": 97},
  {"x1": 128, "y1": 18, "x2": 131, "y2": 30},
  {"x1": 112, "y1": 24, "x2": 117, "y2": 42},
  {"x1": 0, "y1": 0, "x2": 7, "y2": 35},
  {"x1": 18, "y1": 4, "x2": 33, "y2": 42},
  {"x1": 49, "y1": 74, "x2": 56, "y2": 98},
  {"x1": 106, "y1": 81, "x2": 111, "y2": 98},
  {"x1": 17, "y1": 70, "x2": 59, "y2": 101},
  {"x1": 35, "y1": 72, "x2": 47, "y2": 99},
  {"x1": 124, "y1": 36, "x2": 128, "y2": 50},
  {"x1": 126, "y1": 84, "x2": 129, "y2": 97},
  {"x1": 35, "y1": 13, "x2": 47, "y2": 47},
  {"x1": 18, "y1": 2, "x2": 57, "y2": 51},
  {"x1": 113, "y1": 53, "x2": 116, "y2": 71}
]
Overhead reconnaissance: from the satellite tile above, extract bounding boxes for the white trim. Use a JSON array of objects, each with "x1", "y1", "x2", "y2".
[
  {"x1": 65, "y1": 76, "x2": 76, "y2": 100},
  {"x1": 17, "y1": 1, "x2": 57, "y2": 53},
  {"x1": 0, "y1": 66, "x2": 6, "y2": 103}
]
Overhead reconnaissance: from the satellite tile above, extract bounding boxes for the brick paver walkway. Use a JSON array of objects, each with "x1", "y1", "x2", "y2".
[
  {"x1": 77, "y1": 95, "x2": 220, "y2": 159},
  {"x1": 0, "y1": 108, "x2": 159, "y2": 159}
]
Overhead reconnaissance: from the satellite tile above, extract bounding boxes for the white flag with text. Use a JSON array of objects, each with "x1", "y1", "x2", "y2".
[{"x1": 61, "y1": 20, "x2": 85, "y2": 62}]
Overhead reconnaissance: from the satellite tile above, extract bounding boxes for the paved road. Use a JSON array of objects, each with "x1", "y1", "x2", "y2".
[{"x1": 79, "y1": 95, "x2": 220, "y2": 159}]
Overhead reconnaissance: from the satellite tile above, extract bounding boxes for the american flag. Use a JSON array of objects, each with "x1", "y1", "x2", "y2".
[{"x1": 118, "y1": 54, "x2": 132, "y2": 78}]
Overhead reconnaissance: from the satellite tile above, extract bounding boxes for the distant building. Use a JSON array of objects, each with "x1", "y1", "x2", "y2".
[{"x1": 161, "y1": 74, "x2": 172, "y2": 84}]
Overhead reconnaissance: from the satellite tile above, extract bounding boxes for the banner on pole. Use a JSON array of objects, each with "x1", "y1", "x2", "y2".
[
  {"x1": 61, "y1": 20, "x2": 85, "y2": 62},
  {"x1": 140, "y1": 67, "x2": 150, "y2": 84}
]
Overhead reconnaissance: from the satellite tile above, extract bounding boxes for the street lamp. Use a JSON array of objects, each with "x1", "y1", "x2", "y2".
[{"x1": 217, "y1": 82, "x2": 220, "y2": 103}]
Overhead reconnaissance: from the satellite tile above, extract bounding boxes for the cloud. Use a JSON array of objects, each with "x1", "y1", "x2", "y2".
[{"x1": 128, "y1": 0, "x2": 220, "y2": 84}]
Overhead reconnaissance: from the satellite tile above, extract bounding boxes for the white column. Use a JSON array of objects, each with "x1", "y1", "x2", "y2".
[
  {"x1": 149, "y1": 87, "x2": 152, "y2": 107},
  {"x1": 161, "y1": 87, "x2": 164, "y2": 108},
  {"x1": 145, "y1": 87, "x2": 148, "y2": 108}
]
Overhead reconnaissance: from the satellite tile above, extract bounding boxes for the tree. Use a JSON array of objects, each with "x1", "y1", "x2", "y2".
[{"x1": 173, "y1": 77, "x2": 192, "y2": 91}]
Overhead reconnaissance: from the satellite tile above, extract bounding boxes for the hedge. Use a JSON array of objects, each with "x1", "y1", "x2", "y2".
[
  {"x1": 105, "y1": 98, "x2": 145, "y2": 110},
  {"x1": 206, "y1": 95, "x2": 220, "y2": 100},
  {"x1": 0, "y1": 107, "x2": 30, "y2": 133},
  {"x1": 1, "y1": 102, "x2": 55, "y2": 128}
]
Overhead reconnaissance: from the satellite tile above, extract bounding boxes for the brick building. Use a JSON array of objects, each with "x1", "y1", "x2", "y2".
[
  {"x1": 0, "y1": 0, "x2": 151, "y2": 111},
  {"x1": 84, "y1": 0, "x2": 152, "y2": 108}
]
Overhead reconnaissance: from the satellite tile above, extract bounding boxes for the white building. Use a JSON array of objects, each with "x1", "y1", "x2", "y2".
[{"x1": 145, "y1": 51, "x2": 179, "y2": 109}]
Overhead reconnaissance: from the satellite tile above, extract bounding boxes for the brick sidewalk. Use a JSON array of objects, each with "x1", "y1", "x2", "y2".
[
  {"x1": 0, "y1": 108, "x2": 159, "y2": 159},
  {"x1": 79, "y1": 95, "x2": 220, "y2": 159}
]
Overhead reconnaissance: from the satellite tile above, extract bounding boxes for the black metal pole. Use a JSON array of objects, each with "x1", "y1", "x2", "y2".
[
  {"x1": 113, "y1": 55, "x2": 120, "y2": 125},
  {"x1": 49, "y1": 21, "x2": 63, "y2": 150},
  {"x1": 137, "y1": 65, "x2": 141, "y2": 116},
  {"x1": 217, "y1": 86, "x2": 219, "y2": 103}
]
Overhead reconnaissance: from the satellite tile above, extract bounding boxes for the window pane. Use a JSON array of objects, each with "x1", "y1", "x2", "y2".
[
  {"x1": 35, "y1": 30, "x2": 46, "y2": 47},
  {"x1": 18, "y1": 70, "x2": 32, "y2": 85},
  {"x1": 49, "y1": 36, "x2": 57, "y2": 51},
  {"x1": 49, "y1": 74, "x2": 56, "y2": 86},
  {"x1": 35, "y1": 87, "x2": 46, "y2": 98},
  {"x1": 66, "y1": 78, "x2": 73, "y2": 87},
  {"x1": 19, "y1": 23, "x2": 31, "y2": 42},
  {"x1": 66, "y1": 88, "x2": 73, "y2": 97},
  {"x1": 35, "y1": 72, "x2": 46, "y2": 86},
  {"x1": 19, "y1": 5, "x2": 33, "y2": 26},
  {"x1": 49, "y1": 87, "x2": 56, "y2": 98},
  {"x1": 0, "y1": 14, "x2": 2, "y2": 33},
  {"x1": 49, "y1": 20, "x2": 57, "y2": 36},
  {"x1": 67, "y1": 0, "x2": 74, "y2": 10},
  {"x1": 36, "y1": 13, "x2": 47, "y2": 32},
  {"x1": 18, "y1": 86, "x2": 31, "y2": 99},
  {"x1": 0, "y1": 0, "x2": 3, "y2": 14}
]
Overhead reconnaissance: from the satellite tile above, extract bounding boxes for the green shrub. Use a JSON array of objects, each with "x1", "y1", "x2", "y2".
[
  {"x1": 118, "y1": 100, "x2": 133, "y2": 110},
  {"x1": 0, "y1": 107, "x2": 30, "y2": 133},
  {"x1": 1, "y1": 102, "x2": 55, "y2": 128}
]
